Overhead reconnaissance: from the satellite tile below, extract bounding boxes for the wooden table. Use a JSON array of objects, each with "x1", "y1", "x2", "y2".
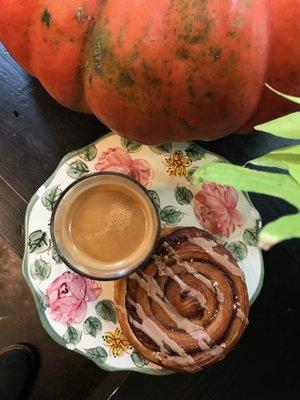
[{"x1": 0, "y1": 43, "x2": 299, "y2": 400}]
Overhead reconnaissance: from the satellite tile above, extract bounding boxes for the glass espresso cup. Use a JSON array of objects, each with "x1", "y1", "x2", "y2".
[{"x1": 50, "y1": 172, "x2": 160, "y2": 280}]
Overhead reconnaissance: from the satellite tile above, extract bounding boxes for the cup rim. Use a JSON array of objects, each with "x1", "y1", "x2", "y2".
[{"x1": 50, "y1": 171, "x2": 161, "y2": 281}]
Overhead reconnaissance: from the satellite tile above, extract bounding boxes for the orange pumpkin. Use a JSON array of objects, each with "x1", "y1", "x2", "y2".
[{"x1": 0, "y1": 0, "x2": 299, "y2": 144}]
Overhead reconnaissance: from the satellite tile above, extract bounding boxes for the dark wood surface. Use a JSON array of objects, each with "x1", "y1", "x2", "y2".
[{"x1": 0, "y1": 42, "x2": 299, "y2": 400}]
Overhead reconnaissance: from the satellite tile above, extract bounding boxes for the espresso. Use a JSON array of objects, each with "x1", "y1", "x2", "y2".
[{"x1": 53, "y1": 174, "x2": 159, "y2": 278}]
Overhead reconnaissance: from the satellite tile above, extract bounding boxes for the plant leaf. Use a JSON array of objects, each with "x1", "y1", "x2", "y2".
[
  {"x1": 150, "y1": 143, "x2": 172, "y2": 155},
  {"x1": 148, "y1": 190, "x2": 161, "y2": 210},
  {"x1": 265, "y1": 83, "x2": 300, "y2": 104},
  {"x1": 85, "y1": 347, "x2": 108, "y2": 364},
  {"x1": 63, "y1": 326, "x2": 82, "y2": 345},
  {"x1": 243, "y1": 228, "x2": 258, "y2": 246},
  {"x1": 131, "y1": 351, "x2": 149, "y2": 367},
  {"x1": 83, "y1": 316, "x2": 102, "y2": 338},
  {"x1": 175, "y1": 186, "x2": 193, "y2": 205},
  {"x1": 80, "y1": 145, "x2": 97, "y2": 161},
  {"x1": 41, "y1": 185, "x2": 62, "y2": 211},
  {"x1": 30, "y1": 259, "x2": 51, "y2": 281},
  {"x1": 186, "y1": 142, "x2": 206, "y2": 162},
  {"x1": 289, "y1": 165, "x2": 300, "y2": 184},
  {"x1": 259, "y1": 213, "x2": 300, "y2": 250},
  {"x1": 95, "y1": 300, "x2": 117, "y2": 323},
  {"x1": 248, "y1": 145, "x2": 300, "y2": 170},
  {"x1": 67, "y1": 160, "x2": 89, "y2": 179},
  {"x1": 121, "y1": 138, "x2": 142, "y2": 153},
  {"x1": 160, "y1": 206, "x2": 184, "y2": 226},
  {"x1": 193, "y1": 163, "x2": 300, "y2": 209},
  {"x1": 225, "y1": 241, "x2": 248, "y2": 261},
  {"x1": 254, "y1": 112, "x2": 300, "y2": 139},
  {"x1": 28, "y1": 230, "x2": 50, "y2": 254}
]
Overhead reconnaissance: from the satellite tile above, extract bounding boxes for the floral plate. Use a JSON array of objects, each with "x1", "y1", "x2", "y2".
[{"x1": 23, "y1": 132, "x2": 264, "y2": 374}]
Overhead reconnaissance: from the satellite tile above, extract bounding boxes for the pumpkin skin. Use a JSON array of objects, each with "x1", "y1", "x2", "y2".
[{"x1": 0, "y1": 0, "x2": 299, "y2": 144}]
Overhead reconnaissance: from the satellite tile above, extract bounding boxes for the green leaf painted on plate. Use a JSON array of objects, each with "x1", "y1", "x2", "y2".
[
  {"x1": 259, "y1": 213, "x2": 300, "y2": 250},
  {"x1": 243, "y1": 228, "x2": 258, "y2": 246},
  {"x1": 80, "y1": 144, "x2": 98, "y2": 161},
  {"x1": 41, "y1": 185, "x2": 62, "y2": 211},
  {"x1": 186, "y1": 166, "x2": 199, "y2": 182},
  {"x1": 160, "y1": 206, "x2": 184, "y2": 226},
  {"x1": 121, "y1": 138, "x2": 142, "y2": 153},
  {"x1": 255, "y1": 112, "x2": 300, "y2": 139},
  {"x1": 186, "y1": 143, "x2": 206, "y2": 162},
  {"x1": 36, "y1": 288, "x2": 49, "y2": 310},
  {"x1": 30, "y1": 258, "x2": 51, "y2": 281},
  {"x1": 150, "y1": 143, "x2": 172, "y2": 155},
  {"x1": 131, "y1": 351, "x2": 149, "y2": 367},
  {"x1": 28, "y1": 230, "x2": 49, "y2": 254},
  {"x1": 67, "y1": 160, "x2": 89, "y2": 179},
  {"x1": 51, "y1": 247, "x2": 62, "y2": 264},
  {"x1": 95, "y1": 300, "x2": 117, "y2": 323},
  {"x1": 83, "y1": 317, "x2": 102, "y2": 338},
  {"x1": 175, "y1": 186, "x2": 193, "y2": 205},
  {"x1": 85, "y1": 347, "x2": 108, "y2": 364},
  {"x1": 63, "y1": 326, "x2": 82, "y2": 345},
  {"x1": 226, "y1": 241, "x2": 248, "y2": 261},
  {"x1": 265, "y1": 83, "x2": 300, "y2": 105},
  {"x1": 148, "y1": 190, "x2": 161, "y2": 210}
]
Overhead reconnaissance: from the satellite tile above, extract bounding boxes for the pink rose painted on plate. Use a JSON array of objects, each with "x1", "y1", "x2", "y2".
[
  {"x1": 95, "y1": 147, "x2": 153, "y2": 187},
  {"x1": 193, "y1": 182, "x2": 244, "y2": 238},
  {"x1": 46, "y1": 271, "x2": 101, "y2": 325}
]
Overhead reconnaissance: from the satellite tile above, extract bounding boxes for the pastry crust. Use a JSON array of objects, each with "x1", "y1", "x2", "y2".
[{"x1": 114, "y1": 227, "x2": 249, "y2": 372}]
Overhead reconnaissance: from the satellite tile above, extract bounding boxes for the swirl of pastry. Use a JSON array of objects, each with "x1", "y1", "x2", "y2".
[{"x1": 114, "y1": 227, "x2": 249, "y2": 372}]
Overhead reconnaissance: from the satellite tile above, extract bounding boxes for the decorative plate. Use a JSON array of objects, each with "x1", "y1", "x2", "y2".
[{"x1": 23, "y1": 132, "x2": 264, "y2": 374}]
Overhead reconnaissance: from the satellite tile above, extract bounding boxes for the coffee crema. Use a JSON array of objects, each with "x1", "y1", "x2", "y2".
[{"x1": 51, "y1": 173, "x2": 159, "y2": 280}]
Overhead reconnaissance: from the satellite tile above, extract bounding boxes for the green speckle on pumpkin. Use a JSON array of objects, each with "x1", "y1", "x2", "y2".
[
  {"x1": 179, "y1": 117, "x2": 197, "y2": 132},
  {"x1": 41, "y1": 9, "x2": 52, "y2": 28},
  {"x1": 209, "y1": 46, "x2": 222, "y2": 60},
  {"x1": 176, "y1": 47, "x2": 190, "y2": 59},
  {"x1": 118, "y1": 71, "x2": 134, "y2": 88},
  {"x1": 204, "y1": 91, "x2": 213, "y2": 100}
]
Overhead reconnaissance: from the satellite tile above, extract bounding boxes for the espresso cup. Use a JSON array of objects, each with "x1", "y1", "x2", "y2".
[{"x1": 50, "y1": 172, "x2": 160, "y2": 280}]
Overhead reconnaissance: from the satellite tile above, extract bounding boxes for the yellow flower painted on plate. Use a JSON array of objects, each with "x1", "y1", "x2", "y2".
[
  {"x1": 165, "y1": 150, "x2": 191, "y2": 177},
  {"x1": 102, "y1": 327, "x2": 132, "y2": 357}
]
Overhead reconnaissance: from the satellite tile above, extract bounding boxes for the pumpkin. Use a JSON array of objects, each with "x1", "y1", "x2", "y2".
[{"x1": 0, "y1": 0, "x2": 299, "y2": 144}]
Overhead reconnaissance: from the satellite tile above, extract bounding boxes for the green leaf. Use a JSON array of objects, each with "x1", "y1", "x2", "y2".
[
  {"x1": 80, "y1": 145, "x2": 97, "y2": 161},
  {"x1": 259, "y1": 213, "x2": 300, "y2": 250},
  {"x1": 225, "y1": 241, "x2": 248, "y2": 261},
  {"x1": 254, "y1": 112, "x2": 300, "y2": 139},
  {"x1": 95, "y1": 300, "x2": 117, "y2": 323},
  {"x1": 186, "y1": 166, "x2": 199, "y2": 182},
  {"x1": 63, "y1": 326, "x2": 82, "y2": 345},
  {"x1": 175, "y1": 186, "x2": 193, "y2": 205},
  {"x1": 160, "y1": 206, "x2": 184, "y2": 226},
  {"x1": 289, "y1": 165, "x2": 300, "y2": 184},
  {"x1": 67, "y1": 160, "x2": 89, "y2": 179},
  {"x1": 83, "y1": 317, "x2": 102, "y2": 338},
  {"x1": 248, "y1": 145, "x2": 300, "y2": 170},
  {"x1": 121, "y1": 138, "x2": 142, "y2": 153},
  {"x1": 41, "y1": 185, "x2": 62, "y2": 211},
  {"x1": 51, "y1": 247, "x2": 62, "y2": 264},
  {"x1": 150, "y1": 143, "x2": 172, "y2": 155},
  {"x1": 148, "y1": 190, "x2": 161, "y2": 210},
  {"x1": 194, "y1": 163, "x2": 300, "y2": 209},
  {"x1": 243, "y1": 228, "x2": 258, "y2": 246},
  {"x1": 131, "y1": 351, "x2": 149, "y2": 367},
  {"x1": 28, "y1": 230, "x2": 50, "y2": 254},
  {"x1": 186, "y1": 143, "x2": 206, "y2": 162},
  {"x1": 265, "y1": 83, "x2": 300, "y2": 105},
  {"x1": 36, "y1": 288, "x2": 49, "y2": 310},
  {"x1": 30, "y1": 258, "x2": 51, "y2": 281},
  {"x1": 85, "y1": 347, "x2": 108, "y2": 364}
]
